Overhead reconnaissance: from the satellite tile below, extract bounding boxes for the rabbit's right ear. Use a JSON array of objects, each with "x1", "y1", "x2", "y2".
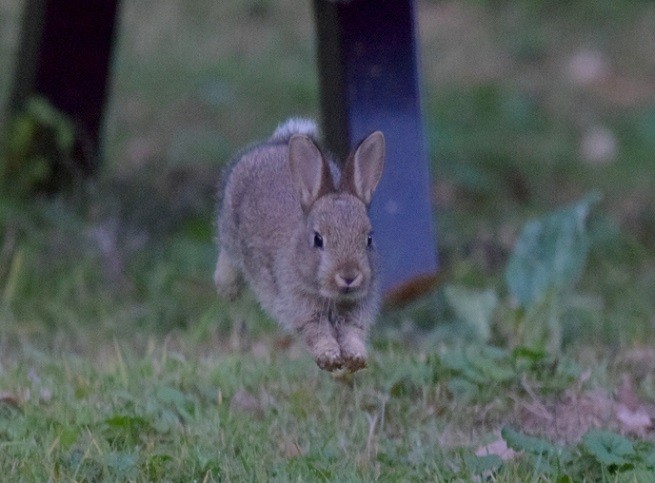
[{"x1": 289, "y1": 134, "x2": 333, "y2": 212}]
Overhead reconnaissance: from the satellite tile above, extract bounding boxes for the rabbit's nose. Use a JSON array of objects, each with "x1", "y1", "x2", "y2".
[{"x1": 335, "y1": 271, "x2": 363, "y2": 289}]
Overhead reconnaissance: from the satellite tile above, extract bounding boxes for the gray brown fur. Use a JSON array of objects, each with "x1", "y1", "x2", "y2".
[{"x1": 215, "y1": 118, "x2": 385, "y2": 372}]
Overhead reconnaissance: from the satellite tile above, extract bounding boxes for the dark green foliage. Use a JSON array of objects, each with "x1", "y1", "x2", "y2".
[
  {"x1": 496, "y1": 427, "x2": 655, "y2": 480},
  {"x1": 506, "y1": 193, "x2": 600, "y2": 308},
  {"x1": 1, "y1": 97, "x2": 89, "y2": 197}
]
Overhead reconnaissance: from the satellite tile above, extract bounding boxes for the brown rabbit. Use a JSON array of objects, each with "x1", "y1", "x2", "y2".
[{"x1": 215, "y1": 119, "x2": 385, "y2": 372}]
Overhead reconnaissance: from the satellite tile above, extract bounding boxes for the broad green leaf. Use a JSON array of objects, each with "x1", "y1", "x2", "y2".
[
  {"x1": 466, "y1": 346, "x2": 515, "y2": 383},
  {"x1": 511, "y1": 346, "x2": 548, "y2": 365},
  {"x1": 104, "y1": 414, "x2": 149, "y2": 430},
  {"x1": 582, "y1": 430, "x2": 635, "y2": 466},
  {"x1": 505, "y1": 193, "x2": 601, "y2": 307},
  {"x1": 440, "y1": 350, "x2": 487, "y2": 385},
  {"x1": 156, "y1": 385, "x2": 194, "y2": 421},
  {"x1": 58, "y1": 427, "x2": 80, "y2": 449},
  {"x1": 463, "y1": 453, "x2": 503, "y2": 475},
  {"x1": 65, "y1": 449, "x2": 103, "y2": 481},
  {"x1": 444, "y1": 285, "x2": 498, "y2": 342},
  {"x1": 447, "y1": 377, "x2": 478, "y2": 399},
  {"x1": 156, "y1": 386, "x2": 187, "y2": 407},
  {"x1": 440, "y1": 346, "x2": 515, "y2": 388},
  {"x1": 106, "y1": 451, "x2": 138, "y2": 477},
  {"x1": 389, "y1": 376, "x2": 421, "y2": 398},
  {"x1": 620, "y1": 470, "x2": 655, "y2": 482},
  {"x1": 637, "y1": 442, "x2": 655, "y2": 468},
  {"x1": 502, "y1": 426, "x2": 557, "y2": 456},
  {"x1": 153, "y1": 408, "x2": 179, "y2": 434},
  {"x1": 7, "y1": 115, "x2": 35, "y2": 152},
  {"x1": 103, "y1": 414, "x2": 152, "y2": 446}
]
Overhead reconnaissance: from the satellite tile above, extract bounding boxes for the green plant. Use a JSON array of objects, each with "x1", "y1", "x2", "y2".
[
  {"x1": 497, "y1": 427, "x2": 655, "y2": 480},
  {"x1": 1, "y1": 97, "x2": 84, "y2": 197},
  {"x1": 504, "y1": 193, "x2": 601, "y2": 351}
]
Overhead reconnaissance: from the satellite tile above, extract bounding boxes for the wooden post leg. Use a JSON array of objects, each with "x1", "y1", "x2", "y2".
[{"x1": 314, "y1": 0, "x2": 439, "y2": 302}]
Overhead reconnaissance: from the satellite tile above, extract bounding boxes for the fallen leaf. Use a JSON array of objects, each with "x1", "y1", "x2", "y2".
[
  {"x1": 580, "y1": 126, "x2": 617, "y2": 166},
  {"x1": 475, "y1": 437, "x2": 518, "y2": 461},
  {"x1": 230, "y1": 388, "x2": 260, "y2": 414},
  {"x1": 39, "y1": 387, "x2": 53, "y2": 403},
  {"x1": 617, "y1": 373, "x2": 641, "y2": 411},
  {"x1": 618, "y1": 347, "x2": 655, "y2": 379},
  {"x1": 616, "y1": 404, "x2": 652, "y2": 435},
  {"x1": 229, "y1": 388, "x2": 273, "y2": 419},
  {"x1": 0, "y1": 391, "x2": 22, "y2": 408},
  {"x1": 250, "y1": 341, "x2": 271, "y2": 360},
  {"x1": 567, "y1": 49, "x2": 608, "y2": 86},
  {"x1": 615, "y1": 374, "x2": 653, "y2": 435},
  {"x1": 518, "y1": 388, "x2": 614, "y2": 445},
  {"x1": 279, "y1": 440, "x2": 306, "y2": 458}
]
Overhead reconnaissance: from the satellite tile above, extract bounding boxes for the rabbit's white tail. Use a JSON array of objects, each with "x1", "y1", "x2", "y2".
[{"x1": 270, "y1": 118, "x2": 320, "y2": 143}]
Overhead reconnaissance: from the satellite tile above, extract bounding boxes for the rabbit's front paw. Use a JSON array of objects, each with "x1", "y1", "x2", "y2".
[
  {"x1": 339, "y1": 333, "x2": 368, "y2": 372},
  {"x1": 341, "y1": 344, "x2": 367, "y2": 372},
  {"x1": 342, "y1": 351, "x2": 367, "y2": 372},
  {"x1": 315, "y1": 347, "x2": 343, "y2": 372}
]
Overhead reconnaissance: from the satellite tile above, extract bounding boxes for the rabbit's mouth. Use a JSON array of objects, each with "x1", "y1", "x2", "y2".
[
  {"x1": 339, "y1": 286, "x2": 360, "y2": 298},
  {"x1": 321, "y1": 285, "x2": 367, "y2": 302}
]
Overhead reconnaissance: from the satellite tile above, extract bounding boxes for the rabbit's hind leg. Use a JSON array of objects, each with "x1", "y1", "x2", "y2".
[{"x1": 214, "y1": 249, "x2": 244, "y2": 301}]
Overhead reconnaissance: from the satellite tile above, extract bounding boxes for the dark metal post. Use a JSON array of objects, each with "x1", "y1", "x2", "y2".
[
  {"x1": 9, "y1": 0, "x2": 121, "y2": 175},
  {"x1": 314, "y1": 0, "x2": 438, "y2": 302}
]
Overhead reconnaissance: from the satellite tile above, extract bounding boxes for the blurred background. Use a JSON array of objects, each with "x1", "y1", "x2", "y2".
[{"x1": 0, "y1": 0, "x2": 654, "y2": 352}]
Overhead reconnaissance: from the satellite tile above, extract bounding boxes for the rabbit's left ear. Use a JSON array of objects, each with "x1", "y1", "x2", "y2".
[{"x1": 342, "y1": 131, "x2": 385, "y2": 206}]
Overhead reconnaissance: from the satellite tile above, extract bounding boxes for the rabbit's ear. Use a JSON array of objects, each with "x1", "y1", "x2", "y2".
[
  {"x1": 342, "y1": 131, "x2": 385, "y2": 206},
  {"x1": 289, "y1": 134, "x2": 333, "y2": 212}
]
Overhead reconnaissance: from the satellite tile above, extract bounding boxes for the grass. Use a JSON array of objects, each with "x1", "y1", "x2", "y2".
[
  {"x1": 2, "y1": 330, "x2": 654, "y2": 480},
  {"x1": 1, "y1": 0, "x2": 655, "y2": 480}
]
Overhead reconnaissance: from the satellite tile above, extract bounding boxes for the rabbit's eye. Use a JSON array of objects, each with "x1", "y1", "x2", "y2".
[
  {"x1": 367, "y1": 233, "x2": 373, "y2": 248},
  {"x1": 313, "y1": 231, "x2": 324, "y2": 249}
]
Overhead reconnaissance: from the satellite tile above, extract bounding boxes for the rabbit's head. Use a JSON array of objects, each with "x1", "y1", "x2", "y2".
[{"x1": 288, "y1": 131, "x2": 385, "y2": 302}]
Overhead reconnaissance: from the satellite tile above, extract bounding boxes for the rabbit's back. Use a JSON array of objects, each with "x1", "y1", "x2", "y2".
[{"x1": 218, "y1": 142, "x2": 301, "y2": 306}]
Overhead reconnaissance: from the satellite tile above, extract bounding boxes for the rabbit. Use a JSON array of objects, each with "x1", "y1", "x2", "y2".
[{"x1": 214, "y1": 118, "x2": 385, "y2": 372}]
